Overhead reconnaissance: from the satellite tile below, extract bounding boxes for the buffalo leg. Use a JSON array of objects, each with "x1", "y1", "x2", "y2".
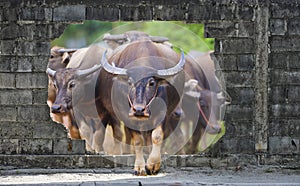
[
  {"x1": 111, "y1": 123, "x2": 123, "y2": 155},
  {"x1": 146, "y1": 125, "x2": 163, "y2": 175},
  {"x1": 132, "y1": 131, "x2": 146, "y2": 176}
]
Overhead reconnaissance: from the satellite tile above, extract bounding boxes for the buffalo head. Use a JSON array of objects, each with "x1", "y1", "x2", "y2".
[
  {"x1": 101, "y1": 50, "x2": 185, "y2": 120},
  {"x1": 46, "y1": 65, "x2": 101, "y2": 113}
]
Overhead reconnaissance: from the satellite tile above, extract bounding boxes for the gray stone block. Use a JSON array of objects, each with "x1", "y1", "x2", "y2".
[
  {"x1": 0, "y1": 139, "x2": 19, "y2": 154},
  {"x1": 270, "y1": 36, "x2": 300, "y2": 52},
  {"x1": 270, "y1": 52, "x2": 288, "y2": 69},
  {"x1": 270, "y1": 104, "x2": 300, "y2": 118},
  {"x1": 0, "y1": 40, "x2": 16, "y2": 55},
  {"x1": 17, "y1": 105, "x2": 50, "y2": 122},
  {"x1": 188, "y1": 4, "x2": 235, "y2": 21},
  {"x1": 270, "y1": 69, "x2": 300, "y2": 85},
  {"x1": 19, "y1": 7, "x2": 52, "y2": 21},
  {"x1": 269, "y1": 136, "x2": 299, "y2": 154},
  {"x1": 223, "y1": 71, "x2": 254, "y2": 87},
  {"x1": 2, "y1": 8, "x2": 17, "y2": 21},
  {"x1": 86, "y1": 7, "x2": 119, "y2": 21},
  {"x1": 53, "y1": 5, "x2": 86, "y2": 21},
  {"x1": 32, "y1": 56, "x2": 48, "y2": 72},
  {"x1": 214, "y1": 54, "x2": 237, "y2": 71},
  {"x1": 0, "y1": 73, "x2": 15, "y2": 88},
  {"x1": 270, "y1": 19, "x2": 286, "y2": 35},
  {"x1": 215, "y1": 38, "x2": 255, "y2": 54},
  {"x1": 20, "y1": 138, "x2": 53, "y2": 154},
  {"x1": 225, "y1": 105, "x2": 253, "y2": 121},
  {"x1": 53, "y1": 138, "x2": 86, "y2": 155},
  {"x1": 16, "y1": 73, "x2": 48, "y2": 88},
  {"x1": 120, "y1": 5, "x2": 152, "y2": 21},
  {"x1": 1, "y1": 23, "x2": 19, "y2": 40},
  {"x1": 16, "y1": 56, "x2": 32, "y2": 72},
  {"x1": 237, "y1": 54, "x2": 254, "y2": 71},
  {"x1": 271, "y1": 3, "x2": 300, "y2": 18},
  {"x1": 237, "y1": 4, "x2": 255, "y2": 21},
  {"x1": 226, "y1": 87, "x2": 254, "y2": 105},
  {"x1": 33, "y1": 122, "x2": 67, "y2": 139},
  {"x1": 289, "y1": 52, "x2": 300, "y2": 69},
  {"x1": 153, "y1": 5, "x2": 186, "y2": 21},
  {"x1": 269, "y1": 86, "x2": 287, "y2": 103},
  {"x1": 0, "y1": 90, "x2": 32, "y2": 105},
  {"x1": 0, "y1": 122, "x2": 33, "y2": 139},
  {"x1": 0, "y1": 106, "x2": 17, "y2": 122},
  {"x1": 33, "y1": 89, "x2": 47, "y2": 105}
]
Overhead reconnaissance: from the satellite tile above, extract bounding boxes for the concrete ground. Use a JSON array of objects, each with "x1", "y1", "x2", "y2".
[{"x1": 0, "y1": 166, "x2": 299, "y2": 186}]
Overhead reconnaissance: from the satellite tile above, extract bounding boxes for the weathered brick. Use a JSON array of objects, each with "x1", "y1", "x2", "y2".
[
  {"x1": 17, "y1": 105, "x2": 50, "y2": 122},
  {"x1": 19, "y1": 7, "x2": 52, "y2": 21},
  {"x1": 120, "y1": 5, "x2": 152, "y2": 21},
  {"x1": 287, "y1": 86, "x2": 300, "y2": 102},
  {"x1": 289, "y1": 52, "x2": 300, "y2": 69},
  {"x1": 0, "y1": 56, "x2": 12, "y2": 72},
  {"x1": 223, "y1": 71, "x2": 254, "y2": 87},
  {"x1": 269, "y1": 136, "x2": 299, "y2": 155},
  {"x1": 270, "y1": 19, "x2": 286, "y2": 35},
  {"x1": 16, "y1": 73, "x2": 48, "y2": 88},
  {"x1": 214, "y1": 54, "x2": 237, "y2": 71},
  {"x1": 33, "y1": 122, "x2": 67, "y2": 139},
  {"x1": 205, "y1": 21, "x2": 254, "y2": 38},
  {"x1": 288, "y1": 18, "x2": 300, "y2": 35},
  {"x1": 0, "y1": 40, "x2": 17, "y2": 55},
  {"x1": 270, "y1": 104, "x2": 300, "y2": 118},
  {"x1": 269, "y1": 86, "x2": 287, "y2": 103},
  {"x1": 0, "y1": 73, "x2": 15, "y2": 88},
  {"x1": 33, "y1": 89, "x2": 47, "y2": 105},
  {"x1": 1, "y1": 23, "x2": 19, "y2": 40},
  {"x1": 226, "y1": 87, "x2": 254, "y2": 105},
  {"x1": 237, "y1": 54, "x2": 254, "y2": 71},
  {"x1": 270, "y1": 52, "x2": 288, "y2": 69},
  {"x1": 270, "y1": 36, "x2": 300, "y2": 52},
  {"x1": 153, "y1": 5, "x2": 186, "y2": 21},
  {"x1": 271, "y1": 3, "x2": 300, "y2": 18},
  {"x1": 86, "y1": 6, "x2": 119, "y2": 21},
  {"x1": 32, "y1": 56, "x2": 48, "y2": 72},
  {"x1": 53, "y1": 138, "x2": 86, "y2": 155},
  {"x1": 20, "y1": 139, "x2": 52, "y2": 154},
  {"x1": 237, "y1": 4, "x2": 255, "y2": 21},
  {"x1": 0, "y1": 139, "x2": 19, "y2": 154},
  {"x1": 0, "y1": 106, "x2": 18, "y2": 121},
  {"x1": 53, "y1": 5, "x2": 86, "y2": 21},
  {"x1": 220, "y1": 136, "x2": 255, "y2": 154},
  {"x1": 16, "y1": 56, "x2": 32, "y2": 72},
  {"x1": 188, "y1": 4, "x2": 235, "y2": 21},
  {"x1": 270, "y1": 119, "x2": 300, "y2": 137},
  {"x1": 215, "y1": 38, "x2": 255, "y2": 54},
  {"x1": 0, "y1": 90, "x2": 32, "y2": 105},
  {"x1": 225, "y1": 105, "x2": 253, "y2": 121},
  {"x1": 270, "y1": 69, "x2": 300, "y2": 85},
  {"x1": 16, "y1": 41, "x2": 50, "y2": 56},
  {"x1": 0, "y1": 122, "x2": 33, "y2": 139},
  {"x1": 2, "y1": 8, "x2": 17, "y2": 22}
]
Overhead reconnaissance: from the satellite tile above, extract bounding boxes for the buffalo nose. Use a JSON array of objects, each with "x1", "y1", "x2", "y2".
[
  {"x1": 51, "y1": 105, "x2": 61, "y2": 113},
  {"x1": 133, "y1": 106, "x2": 145, "y2": 116}
]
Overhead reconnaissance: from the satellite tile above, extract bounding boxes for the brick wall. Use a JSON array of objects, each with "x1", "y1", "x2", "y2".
[{"x1": 0, "y1": 0, "x2": 299, "y2": 167}]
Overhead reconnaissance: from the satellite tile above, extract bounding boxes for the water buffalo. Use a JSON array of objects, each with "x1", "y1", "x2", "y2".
[
  {"x1": 97, "y1": 39, "x2": 185, "y2": 175},
  {"x1": 47, "y1": 45, "x2": 124, "y2": 154},
  {"x1": 47, "y1": 46, "x2": 80, "y2": 139}
]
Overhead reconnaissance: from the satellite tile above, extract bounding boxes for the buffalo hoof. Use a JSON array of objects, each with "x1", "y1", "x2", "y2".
[
  {"x1": 145, "y1": 159, "x2": 161, "y2": 175},
  {"x1": 133, "y1": 170, "x2": 147, "y2": 176},
  {"x1": 145, "y1": 166, "x2": 160, "y2": 175}
]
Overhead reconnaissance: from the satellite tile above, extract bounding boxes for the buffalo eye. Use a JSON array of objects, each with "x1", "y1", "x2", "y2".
[
  {"x1": 50, "y1": 54, "x2": 54, "y2": 59},
  {"x1": 148, "y1": 78, "x2": 156, "y2": 86},
  {"x1": 68, "y1": 81, "x2": 75, "y2": 89},
  {"x1": 128, "y1": 77, "x2": 134, "y2": 86}
]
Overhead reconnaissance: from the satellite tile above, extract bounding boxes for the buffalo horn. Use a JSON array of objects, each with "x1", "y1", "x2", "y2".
[
  {"x1": 149, "y1": 36, "x2": 169, "y2": 43},
  {"x1": 57, "y1": 48, "x2": 78, "y2": 53},
  {"x1": 46, "y1": 68, "x2": 56, "y2": 77},
  {"x1": 157, "y1": 51, "x2": 185, "y2": 76},
  {"x1": 103, "y1": 34, "x2": 127, "y2": 41},
  {"x1": 101, "y1": 50, "x2": 127, "y2": 75},
  {"x1": 76, "y1": 64, "x2": 102, "y2": 78}
]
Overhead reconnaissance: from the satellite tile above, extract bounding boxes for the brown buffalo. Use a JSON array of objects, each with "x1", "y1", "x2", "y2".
[
  {"x1": 97, "y1": 39, "x2": 185, "y2": 175},
  {"x1": 47, "y1": 45, "x2": 125, "y2": 154},
  {"x1": 47, "y1": 46, "x2": 80, "y2": 139}
]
